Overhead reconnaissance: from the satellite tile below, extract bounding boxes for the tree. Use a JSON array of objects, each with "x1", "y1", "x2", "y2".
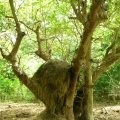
[{"x1": 0, "y1": 0, "x2": 120, "y2": 120}]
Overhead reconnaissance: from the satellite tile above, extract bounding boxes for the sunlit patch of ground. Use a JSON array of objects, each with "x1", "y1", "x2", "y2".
[
  {"x1": 0, "y1": 103, "x2": 45, "y2": 120},
  {"x1": 0, "y1": 102, "x2": 120, "y2": 120},
  {"x1": 94, "y1": 103, "x2": 120, "y2": 120}
]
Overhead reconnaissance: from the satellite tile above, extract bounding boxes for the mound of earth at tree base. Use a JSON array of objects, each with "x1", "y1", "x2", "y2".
[{"x1": 31, "y1": 59, "x2": 71, "y2": 114}]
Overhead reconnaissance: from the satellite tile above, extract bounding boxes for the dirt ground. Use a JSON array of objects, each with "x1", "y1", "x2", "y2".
[{"x1": 0, "y1": 102, "x2": 120, "y2": 120}]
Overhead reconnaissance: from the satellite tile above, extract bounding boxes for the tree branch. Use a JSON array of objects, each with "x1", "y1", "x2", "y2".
[
  {"x1": 70, "y1": 0, "x2": 106, "y2": 24},
  {"x1": 93, "y1": 29, "x2": 120, "y2": 82},
  {"x1": 11, "y1": 59, "x2": 39, "y2": 98},
  {"x1": 0, "y1": 1, "x2": 25, "y2": 63},
  {"x1": 70, "y1": 0, "x2": 87, "y2": 24},
  {"x1": 0, "y1": 0, "x2": 49, "y2": 102},
  {"x1": 0, "y1": 46, "x2": 38, "y2": 95},
  {"x1": 92, "y1": 50, "x2": 120, "y2": 83},
  {"x1": 20, "y1": 21, "x2": 35, "y2": 32},
  {"x1": 0, "y1": 0, "x2": 29, "y2": 89},
  {"x1": 35, "y1": 26, "x2": 50, "y2": 61},
  {"x1": 105, "y1": 30, "x2": 118, "y2": 57},
  {"x1": 9, "y1": 0, "x2": 20, "y2": 33},
  {"x1": 71, "y1": 0, "x2": 78, "y2": 17},
  {"x1": 20, "y1": 21, "x2": 50, "y2": 61},
  {"x1": 10, "y1": 32, "x2": 25, "y2": 58},
  {"x1": 65, "y1": 1, "x2": 106, "y2": 119},
  {"x1": 73, "y1": 0, "x2": 105, "y2": 71},
  {"x1": 6, "y1": 0, "x2": 25, "y2": 61}
]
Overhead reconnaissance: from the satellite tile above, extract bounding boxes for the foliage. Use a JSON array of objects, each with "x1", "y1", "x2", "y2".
[
  {"x1": 0, "y1": 0, "x2": 120, "y2": 102},
  {"x1": 0, "y1": 59, "x2": 34, "y2": 102},
  {"x1": 0, "y1": 74, "x2": 34, "y2": 102},
  {"x1": 94, "y1": 60, "x2": 120, "y2": 101}
]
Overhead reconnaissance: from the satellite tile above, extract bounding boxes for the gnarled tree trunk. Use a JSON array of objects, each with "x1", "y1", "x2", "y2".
[{"x1": 31, "y1": 59, "x2": 72, "y2": 120}]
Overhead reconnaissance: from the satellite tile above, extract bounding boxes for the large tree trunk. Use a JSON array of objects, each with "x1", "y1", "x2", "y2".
[
  {"x1": 73, "y1": 44, "x2": 93, "y2": 120},
  {"x1": 81, "y1": 86, "x2": 93, "y2": 120},
  {"x1": 65, "y1": 1, "x2": 106, "y2": 119},
  {"x1": 80, "y1": 88, "x2": 93, "y2": 120},
  {"x1": 81, "y1": 43, "x2": 93, "y2": 120},
  {"x1": 31, "y1": 59, "x2": 72, "y2": 120}
]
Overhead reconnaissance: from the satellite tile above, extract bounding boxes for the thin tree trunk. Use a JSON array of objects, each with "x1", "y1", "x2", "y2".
[{"x1": 81, "y1": 43, "x2": 94, "y2": 120}]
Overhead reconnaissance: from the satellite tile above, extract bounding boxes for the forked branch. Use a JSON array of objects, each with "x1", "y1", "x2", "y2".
[
  {"x1": 9, "y1": 0, "x2": 20, "y2": 33},
  {"x1": 70, "y1": 0, "x2": 87, "y2": 24},
  {"x1": 93, "y1": 30, "x2": 120, "y2": 82},
  {"x1": 70, "y1": 0, "x2": 107, "y2": 25},
  {"x1": 0, "y1": 0, "x2": 28, "y2": 85},
  {"x1": 65, "y1": 1, "x2": 106, "y2": 119},
  {"x1": 35, "y1": 26, "x2": 50, "y2": 61},
  {"x1": 92, "y1": 52, "x2": 120, "y2": 83},
  {"x1": 20, "y1": 21, "x2": 50, "y2": 61},
  {"x1": 1, "y1": 0, "x2": 25, "y2": 62}
]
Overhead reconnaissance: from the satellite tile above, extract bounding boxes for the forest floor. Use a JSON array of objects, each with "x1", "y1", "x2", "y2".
[{"x1": 0, "y1": 102, "x2": 120, "y2": 120}]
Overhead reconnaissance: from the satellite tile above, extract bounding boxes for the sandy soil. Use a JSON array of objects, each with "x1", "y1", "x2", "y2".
[
  {"x1": 93, "y1": 104, "x2": 120, "y2": 120},
  {"x1": 0, "y1": 103, "x2": 120, "y2": 120}
]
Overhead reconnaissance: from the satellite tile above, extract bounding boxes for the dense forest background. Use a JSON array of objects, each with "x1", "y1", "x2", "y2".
[{"x1": 0, "y1": 59, "x2": 120, "y2": 102}]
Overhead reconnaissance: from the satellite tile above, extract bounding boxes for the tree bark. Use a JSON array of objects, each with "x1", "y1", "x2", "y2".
[{"x1": 81, "y1": 44, "x2": 93, "y2": 120}]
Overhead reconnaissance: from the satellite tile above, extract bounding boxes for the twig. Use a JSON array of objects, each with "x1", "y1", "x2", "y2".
[
  {"x1": 9, "y1": 0, "x2": 20, "y2": 33},
  {"x1": 20, "y1": 21, "x2": 35, "y2": 32}
]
